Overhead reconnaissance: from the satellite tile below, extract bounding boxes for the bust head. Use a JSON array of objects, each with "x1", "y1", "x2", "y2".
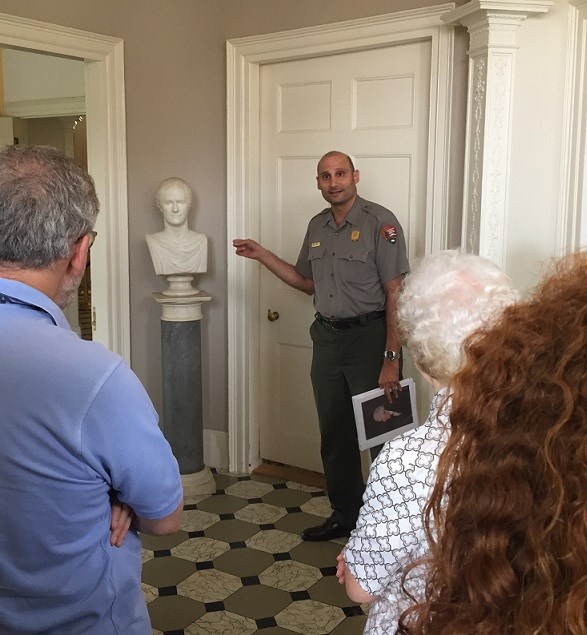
[
  {"x1": 156, "y1": 177, "x2": 193, "y2": 229},
  {"x1": 373, "y1": 405, "x2": 392, "y2": 422}
]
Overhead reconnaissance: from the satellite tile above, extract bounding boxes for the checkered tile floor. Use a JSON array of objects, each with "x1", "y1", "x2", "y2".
[{"x1": 140, "y1": 469, "x2": 368, "y2": 634}]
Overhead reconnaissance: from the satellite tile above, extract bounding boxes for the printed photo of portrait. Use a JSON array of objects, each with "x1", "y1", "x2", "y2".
[{"x1": 352, "y1": 378, "x2": 418, "y2": 450}]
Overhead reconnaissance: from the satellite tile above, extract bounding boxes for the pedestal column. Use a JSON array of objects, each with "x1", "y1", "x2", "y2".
[
  {"x1": 153, "y1": 288, "x2": 214, "y2": 501},
  {"x1": 443, "y1": 0, "x2": 552, "y2": 267}
]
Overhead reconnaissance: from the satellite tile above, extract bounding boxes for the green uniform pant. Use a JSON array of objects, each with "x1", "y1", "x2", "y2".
[{"x1": 309, "y1": 316, "x2": 386, "y2": 529}]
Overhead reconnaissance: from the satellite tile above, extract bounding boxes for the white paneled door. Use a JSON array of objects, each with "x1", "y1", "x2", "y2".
[{"x1": 258, "y1": 41, "x2": 432, "y2": 472}]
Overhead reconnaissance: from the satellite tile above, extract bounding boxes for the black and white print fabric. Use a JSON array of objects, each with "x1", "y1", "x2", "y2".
[{"x1": 343, "y1": 389, "x2": 450, "y2": 634}]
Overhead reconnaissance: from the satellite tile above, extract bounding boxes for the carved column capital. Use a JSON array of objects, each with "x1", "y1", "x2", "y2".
[{"x1": 445, "y1": 1, "x2": 552, "y2": 53}]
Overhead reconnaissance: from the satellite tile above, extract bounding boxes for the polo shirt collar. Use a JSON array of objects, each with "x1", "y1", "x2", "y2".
[{"x1": 0, "y1": 278, "x2": 71, "y2": 330}]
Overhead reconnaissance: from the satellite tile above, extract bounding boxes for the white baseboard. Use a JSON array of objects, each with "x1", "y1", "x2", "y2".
[{"x1": 203, "y1": 429, "x2": 229, "y2": 470}]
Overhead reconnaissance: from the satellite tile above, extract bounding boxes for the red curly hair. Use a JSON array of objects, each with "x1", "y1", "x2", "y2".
[{"x1": 399, "y1": 250, "x2": 587, "y2": 634}]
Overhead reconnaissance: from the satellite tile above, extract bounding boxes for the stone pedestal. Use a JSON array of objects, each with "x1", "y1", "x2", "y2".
[{"x1": 153, "y1": 289, "x2": 214, "y2": 502}]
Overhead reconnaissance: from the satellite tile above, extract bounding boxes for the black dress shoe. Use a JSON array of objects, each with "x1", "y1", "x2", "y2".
[{"x1": 301, "y1": 517, "x2": 351, "y2": 541}]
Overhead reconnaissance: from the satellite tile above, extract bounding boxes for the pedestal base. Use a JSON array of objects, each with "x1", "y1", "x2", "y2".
[
  {"x1": 182, "y1": 466, "x2": 216, "y2": 502},
  {"x1": 154, "y1": 290, "x2": 212, "y2": 322}
]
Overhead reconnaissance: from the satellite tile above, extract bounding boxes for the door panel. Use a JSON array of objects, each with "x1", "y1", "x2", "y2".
[{"x1": 259, "y1": 41, "x2": 431, "y2": 471}]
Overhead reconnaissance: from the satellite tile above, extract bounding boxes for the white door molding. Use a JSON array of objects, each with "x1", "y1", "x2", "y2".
[
  {"x1": 227, "y1": 5, "x2": 456, "y2": 474},
  {"x1": 443, "y1": 0, "x2": 553, "y2": 268},
  {"x1": 0, "y1": 12, "x2": 130, "y2": 362},
  {"x1": 558, "y1": 0, "x2": 587, "y2": 253},
  {"x1": 2, "y1": 96, "x2": 86, "y2": 118}
]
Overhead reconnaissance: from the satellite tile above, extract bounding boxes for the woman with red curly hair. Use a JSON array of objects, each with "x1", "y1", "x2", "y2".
[{"x1": 399, "y1": 250, "x2": 587, "y2": 635}]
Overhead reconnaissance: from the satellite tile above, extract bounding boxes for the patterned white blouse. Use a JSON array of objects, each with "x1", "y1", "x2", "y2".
[{"x1": 343, "y1": 389, "x2": 450, "y2": 634}]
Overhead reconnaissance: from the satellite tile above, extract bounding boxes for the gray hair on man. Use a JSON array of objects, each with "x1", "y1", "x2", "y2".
[
  {"x1": 397, "y1": 250, "x2": 518, "y2": 384},
  {"x1": 0, "y1": 145, "x2": 99, "y2": 269}
]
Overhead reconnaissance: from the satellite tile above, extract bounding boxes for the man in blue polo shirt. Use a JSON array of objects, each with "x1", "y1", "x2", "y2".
[{"x1": 0, "y1": 145, "x2": 183, "y2": 634}]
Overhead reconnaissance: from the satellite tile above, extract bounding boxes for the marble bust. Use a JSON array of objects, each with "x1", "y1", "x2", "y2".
[{"x1": 146, "y1": 177, "x2": 207, "y2": 276}]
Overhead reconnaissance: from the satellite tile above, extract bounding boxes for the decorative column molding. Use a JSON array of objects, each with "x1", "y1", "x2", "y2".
[{"x1": 443, "y1": 0, "x2": 552, "y2": 267}]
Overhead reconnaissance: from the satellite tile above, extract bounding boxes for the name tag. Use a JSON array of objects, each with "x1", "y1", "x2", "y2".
[{"x1": 311, "y1": 242, "x2": 321, "y2": 247}]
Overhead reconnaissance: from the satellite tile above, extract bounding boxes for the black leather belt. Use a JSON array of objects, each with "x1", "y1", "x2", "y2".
[{"x1": 314, "y1": 310, "x2": 385, "y2": 330}]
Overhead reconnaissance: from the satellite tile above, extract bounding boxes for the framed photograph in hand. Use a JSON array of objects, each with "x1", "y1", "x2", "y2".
[{"x1": 352, "y1": 378, "x2": 418, "y2": 451}]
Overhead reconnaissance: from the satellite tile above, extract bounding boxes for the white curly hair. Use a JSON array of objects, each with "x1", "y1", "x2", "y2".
[{"x1": 397, "y1": 250, "x2": 518, "y2": 384}]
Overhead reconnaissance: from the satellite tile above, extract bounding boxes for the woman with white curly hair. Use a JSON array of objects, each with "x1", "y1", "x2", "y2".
[{"x1": 336, "y1": 250, "x2": 518, "y2": 634}]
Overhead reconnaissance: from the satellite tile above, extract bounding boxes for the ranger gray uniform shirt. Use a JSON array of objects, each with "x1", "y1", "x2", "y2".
[{"x1": 294, "y1": 196, "x2": 409, "y2": 318}]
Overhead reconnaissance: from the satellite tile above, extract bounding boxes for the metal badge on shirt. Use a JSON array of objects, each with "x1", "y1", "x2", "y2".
[
  {"x1": 380, "y1": 225, "x2": 397, "y2": 243},
  {"x1": 351, "y1": 230, "x2": 360, "y2": 242}
]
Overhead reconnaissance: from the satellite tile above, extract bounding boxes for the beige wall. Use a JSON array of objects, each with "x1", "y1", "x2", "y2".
[{"x1": 0, "y1": 0, "x2": 457, "y2": 435}]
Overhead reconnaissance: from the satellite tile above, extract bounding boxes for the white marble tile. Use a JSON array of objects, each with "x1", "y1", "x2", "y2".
[
  {"x1": 225, "y1": 480, "x2": 274, "y2": 499},
  {"x1": 141, "y1": 581, "x2": 158, "y2": 604},
  {"x1": 245, "y1": 529, "x2": 302, "y2": 554},
  {"x1": 234, "y1": 502, "x2": 286, "y2": 525},
  {"x1": 259, "y1": 560, "x2": 322, "y2": 592},
  {"x1": 171, "y1": 537, "x2": 230, "y2": 562},
  {"x1": 179, "y1": 509, "x2": 220, "y2": 532},
  {"x1": 141, "y1": 548, "x2": 153, "y2": 564},
  {"x1": 177, "y1": 569, "x2": 242, "y2": 603},
  {"x1": 286, "y1": 481, "x2": 323, "y2": 493},
  {"x1": 300, "y1": 496, "x2": 332, "y2": 518},
  {"x1": 276, "y1": 599, "x2": 345, "y2": 634},
  {"x1": 185, "y1": 610, "x2": 257, "y2": 634}
]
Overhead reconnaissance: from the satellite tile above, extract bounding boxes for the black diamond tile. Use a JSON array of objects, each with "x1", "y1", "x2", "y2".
[
  {"x1": 310, "y1": 490, "x2": 326, "y2": 497},
  {"x1": 219, "y1": 513, "x2": 235, "y2": 520},
  {"x1": 154, "y1": 549, "x2": 171, "y2": 557},
  {"x1": 241, "y1": 575, "x2": 260, "y2": 586},
  {"x1": 187, "y1": 530, "x2": 205, "y2": 538},
  {"x1": 248, "y1": 497, "x2": 263, "y2": 503},
  {"x1": 183, "y1": 503, "x2": 198, "y2": 511},
  {"x1": 256, "y1": 616, "x2": 278, "y2": 628},
  {"x1": 158, "y1": 586, "x2": 177, "y2": 596},
  {"x1": 273, "y1": 552, "x2": 290, "y2": 561},
  {"x1": 286, "y1": 506, "x2": 302, "y2": 513},
  {"x1": 215, "y1": 489, "x2": 225, "y2": 495},
  {"x1": 195, "y1": 561, "x2": 214, "y2": 571},
  {"x1": 229, "y1": 541, "x2": 247, "y2": 549},
  {"x1": 290, "y1": 590, "x2": 311, "y2": 601},
  {"x1": 343, "y1": 605, "x2": 365, "y2": 617},
  {"x1": 204, "y1": 600, "x2": 225, "y2": 612},
  {"x1": 320, "y1": 566, "x2": 337, "y2": 576},
  {"x1": 163, "y1": 630, "x2": 184, "y2": 635},
  {"x1": 259, "y1": 523, "x2": 276, "y2": 530},
  {"x1": 272, "y1": 482, "x2": 288, "y2": 489},
  {"x1": 237, "y1": 475, "x2": 249, "y2": 481}
]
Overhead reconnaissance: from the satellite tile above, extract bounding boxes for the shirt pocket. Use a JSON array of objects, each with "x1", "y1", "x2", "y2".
[
  {"x1": 337, "y1": 244, "x2": 371, "y2": 284},
  {"x1": 308, "y1": 243, "x2": 327, "y2": 282}
]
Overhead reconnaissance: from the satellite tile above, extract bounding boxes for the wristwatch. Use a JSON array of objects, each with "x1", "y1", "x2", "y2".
[{"x1": 383, "y1": 349, "x2": 398, "y2": 361}]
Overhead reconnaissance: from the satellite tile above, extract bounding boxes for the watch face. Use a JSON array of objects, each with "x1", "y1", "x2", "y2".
[{"x1": 385, "y1": 350, "x2": 397, "y2": 361}]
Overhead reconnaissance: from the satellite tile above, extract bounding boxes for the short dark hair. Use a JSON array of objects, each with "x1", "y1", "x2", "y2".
[{"x1": 0, "y1": 145, "x2": 99, "y2": 268}]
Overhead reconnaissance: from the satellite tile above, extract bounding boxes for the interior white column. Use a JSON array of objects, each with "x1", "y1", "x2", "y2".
[{"x1": 443, "y1": 0, "x2": 552, "y2": 268}]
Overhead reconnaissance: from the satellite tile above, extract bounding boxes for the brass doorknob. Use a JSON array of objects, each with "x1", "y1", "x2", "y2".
[{"x1": 267, "y1": 308, "x2": 280, "y2": 322}]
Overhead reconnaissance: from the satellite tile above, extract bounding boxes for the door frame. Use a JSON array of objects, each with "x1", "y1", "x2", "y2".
[
  {"x1": 558, "y1": 0, "x2": 587, "y2": 253},
  {"x1": 0, "y1": 12, "x2": 130, "y2": 362},
  {"x1": 227, "y1": 4, "x2": 456, "y2": 473}
]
